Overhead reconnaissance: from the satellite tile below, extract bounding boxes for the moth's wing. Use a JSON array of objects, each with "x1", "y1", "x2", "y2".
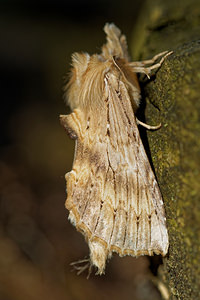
[
  {"x1": 61, "y1": 72, "x2": 168, "y2": 274},
  {"x1": 61, "y1": 106, "x2": 113, "y2": 273},
  {"x1": 102, "y1": 72, "x2": 169, "y2": 257}
]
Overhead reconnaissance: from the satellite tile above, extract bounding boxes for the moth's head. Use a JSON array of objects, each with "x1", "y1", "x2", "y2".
[{"x1": 64, "y1": 23, "x2": 139, "y2": 112}]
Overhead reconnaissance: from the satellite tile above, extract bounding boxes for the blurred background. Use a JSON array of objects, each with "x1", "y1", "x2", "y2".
[{"x1": 0, "y1": 1, "x2": 163, "y2": 299}]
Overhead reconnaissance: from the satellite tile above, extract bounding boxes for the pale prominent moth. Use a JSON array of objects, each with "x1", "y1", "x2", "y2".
[{"x1": 60, "y1": 23, "x2": 172, "y2": 275}]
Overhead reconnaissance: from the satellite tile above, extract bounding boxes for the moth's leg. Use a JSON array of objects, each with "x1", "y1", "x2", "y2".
[
  {"x1": 129, "y1": 51, "x2": 170, "y2": 67},
  {"x1": 60, "y1": 109, "x2": 83, "y2": 140},
  {"x1": 70, "y1": 258, "x2": 92, "y2": 279},
  {"x1": 136, "y1": 118, "x2": 161, "y2": 130},
  {"x1": 129, "y1": 67, "x2": 151, "y2": 78},
  {"x1": 140, "y1": 50, "x2": 173, "y2": 71},
  {"x1": 130, "y1": 51, "x2": 173, "y2": 78}
]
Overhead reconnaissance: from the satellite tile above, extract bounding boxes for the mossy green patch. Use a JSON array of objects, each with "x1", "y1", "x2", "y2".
[{"x1": 132, "y1": 0, "x2": 200, "y2": 298}]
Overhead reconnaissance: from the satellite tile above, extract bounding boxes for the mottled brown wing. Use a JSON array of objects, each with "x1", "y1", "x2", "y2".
[{"x1": 60, "y1": 67, "x2": 168, "y2": 274}]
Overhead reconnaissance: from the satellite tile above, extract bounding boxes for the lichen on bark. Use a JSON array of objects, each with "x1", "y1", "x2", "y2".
[{"x1": 132, "y1": 0, "x2": 200, "y2": 299}]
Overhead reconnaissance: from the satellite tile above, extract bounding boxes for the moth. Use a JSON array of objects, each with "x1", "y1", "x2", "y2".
[{"x1": 60, "y1": 23, "x2": 172, "y2": 275}]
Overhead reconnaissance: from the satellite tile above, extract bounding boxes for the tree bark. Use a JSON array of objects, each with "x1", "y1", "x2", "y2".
[{"x1": 132, "y1": 0, "x2": 200, "y2": 299}]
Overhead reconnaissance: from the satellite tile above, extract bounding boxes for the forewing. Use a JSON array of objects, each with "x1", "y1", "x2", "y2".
[
  {"x1": 62, "y1": 68, "x2": 168, "y2": 274},
  {"x1": 104, "y1": 71, "x2": 168, "y2": 256}
]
